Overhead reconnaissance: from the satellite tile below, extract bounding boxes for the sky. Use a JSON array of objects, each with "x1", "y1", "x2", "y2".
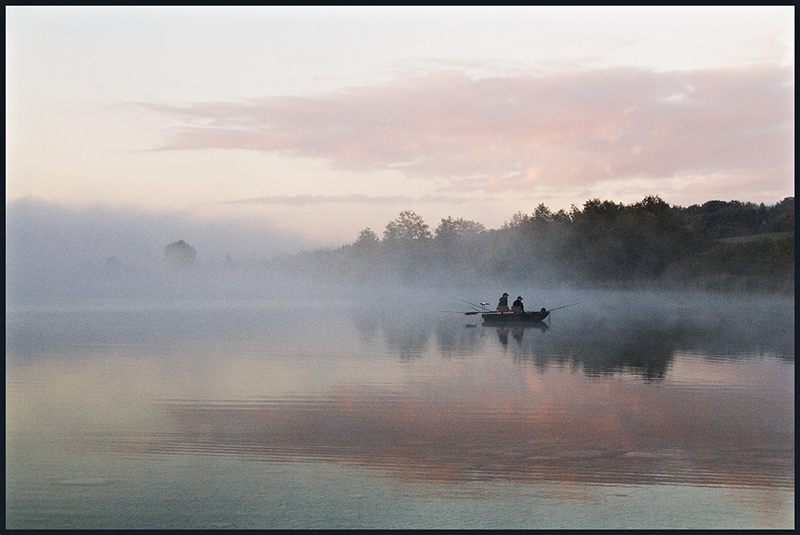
[{"x1": 6, "y1": 6, "x2": 795, "y2": 250}]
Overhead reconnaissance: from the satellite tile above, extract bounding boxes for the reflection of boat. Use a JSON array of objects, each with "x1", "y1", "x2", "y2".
[
  {"x1": 495, "y1": 322, "x2": 548, "y2": 345},
  {"x1": 481, "y1": 309, "x2": 550, "y2": 324}
]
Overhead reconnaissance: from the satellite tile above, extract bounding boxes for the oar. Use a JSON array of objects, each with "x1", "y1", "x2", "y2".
[{"x1": 438, "y1": 309, "x2": 482, "y2": 319}]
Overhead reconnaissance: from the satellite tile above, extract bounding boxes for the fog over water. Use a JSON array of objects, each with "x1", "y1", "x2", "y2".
[{"x1": 6, "y1": 198, "x2": 321, "y2": 300}]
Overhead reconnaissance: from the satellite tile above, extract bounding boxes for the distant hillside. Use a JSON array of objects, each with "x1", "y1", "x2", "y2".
[
  {"x1": 276, "y1": 196, "x2": 794, "y2": 293},
  {"x1": 671, "y1": 197, "x2": 794, "y2": 240}
]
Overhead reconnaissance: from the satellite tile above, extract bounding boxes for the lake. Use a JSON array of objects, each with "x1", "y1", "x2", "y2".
[{"x1": 6, "y1": 288, "x2": 794, "y2": 528}]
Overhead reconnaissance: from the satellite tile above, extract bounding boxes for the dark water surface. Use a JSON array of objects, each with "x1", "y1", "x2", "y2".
[{"x1": 6, "y1": 290, "x2": 794, "y2": 528}]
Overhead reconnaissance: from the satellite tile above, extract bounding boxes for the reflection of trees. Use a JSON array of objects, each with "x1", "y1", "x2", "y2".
[
  {"x1": 351, "y1": 296, "x2": 793, "y2": 373},
  {"x1": 433, "y1": 319, "x2": 481, "y2": 358},
  {"x1": 350, "y1": 311, "x2": 380, "y2": 345},
  {"x1": 350, "y1": 306, "x2": 431, "y2": 359},
  {"x1": 508, "y1": 311, "x2": 797, "y2": 381},
  {"x1": 513, "y1": 319, "x2": 685, "y2": 382},
  {"x1": 382, "y1": 324, "x2": 430, "y2": 360},
  {"x1": 431, "y1": 313, "x2": 688, "y2": 381},
  {"x1": 677, "y1": 315, "x2": 795, "y2": 363}
]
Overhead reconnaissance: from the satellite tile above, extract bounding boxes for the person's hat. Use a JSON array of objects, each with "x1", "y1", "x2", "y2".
[
  {"x1": 502, "y1": 293, "x2": 509, "y2": 296},
  {"x1": 517, "y1": 296, "x2": 523, "y2": 299}
]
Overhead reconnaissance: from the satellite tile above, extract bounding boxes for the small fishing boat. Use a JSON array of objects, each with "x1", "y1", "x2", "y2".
[{"x1": 461, "y1": 300, "x2": 580, "y2": 325}]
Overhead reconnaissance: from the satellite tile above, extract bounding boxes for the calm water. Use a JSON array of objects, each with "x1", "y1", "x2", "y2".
[{"x1": 6, "y1": 290, "x2": 794, "y2": 528}]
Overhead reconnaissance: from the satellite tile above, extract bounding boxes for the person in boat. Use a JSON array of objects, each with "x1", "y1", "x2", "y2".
[
  {"x1": 497, "y1": 293, "x2": 510, "y2": 312},
  {"x1": 512, "y1": 296, "x2": 525, "y2": 313}
]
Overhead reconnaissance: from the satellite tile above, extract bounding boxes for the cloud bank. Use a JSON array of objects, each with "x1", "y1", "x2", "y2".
[{"x1": 138, "y1": 65, "x2": 794, "y2": 196}]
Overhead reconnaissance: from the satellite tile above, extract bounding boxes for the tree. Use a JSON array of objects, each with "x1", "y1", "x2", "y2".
[
  {"x1": 164, "y1": 240, "x2": 197, "y2": 268},
  {"x1": 353, "y1": 228, "x2": 380, "y2": 253},
  {"x1": 435, "y1": 216, "x2": 485, "y2": 241},
  {"x1": 532, "y1": 203, "x2": 552, "y2": 223},
  {"x1": 434, "y1": 216, "x2": 487, "y2": 271},
  {"x1": 579, "y1": 199, "x2": 624, "y2": 223},
  {"x1": 501, "y1": 211, "x2": 530, "y2": 229},
  {"x1": 383, "y1": 211, "x2": 431, "y2": 244}
]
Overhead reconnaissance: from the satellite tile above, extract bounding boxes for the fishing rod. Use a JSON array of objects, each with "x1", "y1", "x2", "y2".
[
  {"x1": 458, "y1": 299, "x2": 490, "y2": 314},
  {"x1": 546, "y1": 302, "x2": 582, "y2": 312}
]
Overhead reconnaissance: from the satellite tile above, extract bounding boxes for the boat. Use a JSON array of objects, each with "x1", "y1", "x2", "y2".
[
  {"x1": 461, "y1": 299, "x2": 580, "y2": 325},
  {"x1": 480, "y1": 308, "x2": 550, "y2": 324}
]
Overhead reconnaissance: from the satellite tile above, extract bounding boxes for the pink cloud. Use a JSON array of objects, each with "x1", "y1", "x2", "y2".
[{"x1": 137, "y1": 65, "x2": 794, "y2": 195}]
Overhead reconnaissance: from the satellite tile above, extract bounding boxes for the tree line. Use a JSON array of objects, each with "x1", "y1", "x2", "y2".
[{"x1": 274, "y1": 196, "x2": 794, "y2": 292}]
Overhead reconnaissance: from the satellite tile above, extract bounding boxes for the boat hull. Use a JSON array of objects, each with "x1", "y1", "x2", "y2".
[{"x1": 481, "y1": 310, "x2": 550, "y2": 324}]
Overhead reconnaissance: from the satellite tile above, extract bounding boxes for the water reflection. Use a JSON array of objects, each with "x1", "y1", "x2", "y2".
[
  {"x1": 494, "y1": 324, "x2": 549, "y2": 347},
  {"x1": 7, "y1": 293, "x2": 795, "y2": 528},
  {"x1": 504, "y1": 319, "x2": 685, "y2": 381},
  {"x1": 113, "y1": 362, "x2": 793, "y2": 489},
  {"x1": 352, "y1": 298, "x2": 794, "y2": 382}
]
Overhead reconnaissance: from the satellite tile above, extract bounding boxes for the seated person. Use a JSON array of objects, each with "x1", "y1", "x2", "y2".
[
  {"x1": 512, "y1": 296, "x2": 524, "y2": 313},
  {"x1": 497, "y1": 293, "x2": 510, "y2": 312}
]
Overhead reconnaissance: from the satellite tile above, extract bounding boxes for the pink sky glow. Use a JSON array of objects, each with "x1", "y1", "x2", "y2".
[{"x1": 140, "y1": 65, "x2": 793, "y2": 201}]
